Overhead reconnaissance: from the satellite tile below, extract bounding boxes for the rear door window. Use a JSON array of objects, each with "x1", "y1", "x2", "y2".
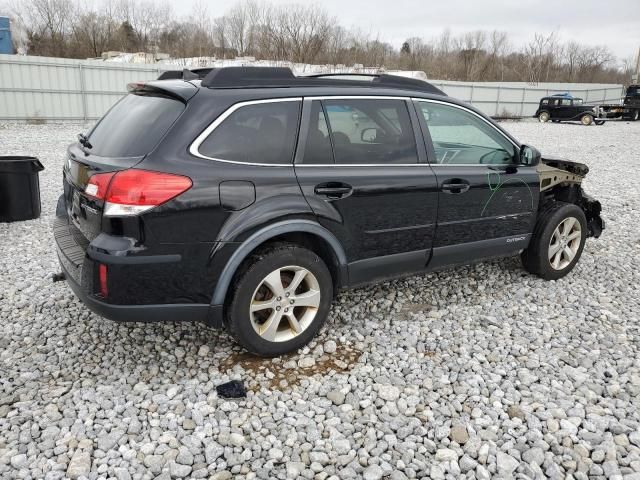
[
  {"x1": 321, "y1": 98, "x2": 418, "y2": 165},
  {"x1": 198, "y1": 100, "x2": 301, "y2": 164},
  {"x1": 88, "y1": 93, "x2": 184, "y2": 157}
]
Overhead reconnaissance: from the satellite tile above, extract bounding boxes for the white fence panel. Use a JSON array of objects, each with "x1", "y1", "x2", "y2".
[{"x1": 0, "y1": 54, "x2": 626, "y2": 121}]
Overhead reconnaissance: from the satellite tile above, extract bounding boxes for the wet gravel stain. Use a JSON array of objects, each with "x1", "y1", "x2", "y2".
[{"x1": 219, "y1": 343, "x2": 362, "y2": 391}]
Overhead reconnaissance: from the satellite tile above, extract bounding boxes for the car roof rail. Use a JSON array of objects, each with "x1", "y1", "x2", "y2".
[
  {"x1": 201, "y1": 66, "x2": 295, "y2": 87},
  {"x1": 305, "y1": 72, "x2": 445, "y2": 95},
  {"x1": 157, "y1": 68, "x2": 214, "y2": 81},
  {"x1": 200, "y1": 66, "x2": 446, "y2": 96}
]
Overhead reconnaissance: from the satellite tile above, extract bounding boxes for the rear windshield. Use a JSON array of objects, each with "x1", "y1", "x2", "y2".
[{"x1": 87, "y1": 93, "x2": 184, "y2": 157}]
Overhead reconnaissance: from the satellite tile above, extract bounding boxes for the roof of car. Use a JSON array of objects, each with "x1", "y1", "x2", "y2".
[
  {"x1": 542, "y1": 94, "x2": 582, "y2": 101},
  {"x1": 156, "y1": 66, "x2": 446, "y2": 97}
]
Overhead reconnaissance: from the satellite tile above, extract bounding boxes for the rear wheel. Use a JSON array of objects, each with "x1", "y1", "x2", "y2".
[
  {"x1": 538, "y1": 111, "x2": 550, "y2": 123},
  {"x1": 522, "y1": 203, "x2": 587, "y2": 280},
  {"x1": 633, "y1": 110, "x2": 640, "y2": 121},
  {"x1": 595, "y1": 119, "x2": 605, "y2": 125},
  {"x1": 580, "y1": 113, "x2": 594, "y2": 126},
  {"x1": 227, "y1": 244, "x2": 333, "y2": 356}
]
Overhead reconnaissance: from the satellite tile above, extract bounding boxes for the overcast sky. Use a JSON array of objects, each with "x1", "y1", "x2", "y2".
[{"x1": 175, "y1": 0, "x2": 640, "y2": 62}]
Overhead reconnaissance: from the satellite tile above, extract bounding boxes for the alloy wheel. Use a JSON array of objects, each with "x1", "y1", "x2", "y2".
[
  {"x1": 548, "y1": 217, "x2": 582, "y2": 270},
  {"x1": 249, "y1": 265, "x2": 321, "y2": 342}
]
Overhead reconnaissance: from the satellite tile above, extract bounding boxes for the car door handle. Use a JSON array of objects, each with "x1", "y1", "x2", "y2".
[
  {"x1": 441, "y1": 180, "x2": 470, "y2": 194},
  {"x1": 314, "y1": 183, "x2": 353, "y2": 199}
]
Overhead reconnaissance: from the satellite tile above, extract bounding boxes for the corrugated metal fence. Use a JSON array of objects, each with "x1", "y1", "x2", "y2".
[{"x1": 0, "y1": 54, "x2": 626, "y2": 121}]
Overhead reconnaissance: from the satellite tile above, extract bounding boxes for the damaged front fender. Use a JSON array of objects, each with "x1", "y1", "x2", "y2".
[
  {"x1": 537, "y1": 157, "x2": 604, "y2": 238},
  {"x1": 537, "y1": 157, "x2": 588, "y2": 192}
]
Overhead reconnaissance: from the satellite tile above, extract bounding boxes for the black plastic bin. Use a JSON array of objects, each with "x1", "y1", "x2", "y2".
[{"x1": 0, "y1": 156, "x2": 45, "y2": 222}]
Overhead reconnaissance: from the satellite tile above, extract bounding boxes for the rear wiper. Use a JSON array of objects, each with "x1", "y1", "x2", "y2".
[{"x1": 77, "y1": 133, "x2": 92, "y2": 149}]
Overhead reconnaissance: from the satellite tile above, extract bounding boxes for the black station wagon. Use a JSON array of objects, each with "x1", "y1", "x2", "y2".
[{"x1": 54, "y1": 67, "x2": 604, "y2": 356}]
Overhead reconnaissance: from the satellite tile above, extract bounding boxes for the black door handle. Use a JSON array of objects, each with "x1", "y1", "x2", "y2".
[
  {"x1": 314, "y1": 183, "x2": 353, "y2": 199},
  {"x1": 441, "y1": 180, "x2": 470, "y2": 194}
]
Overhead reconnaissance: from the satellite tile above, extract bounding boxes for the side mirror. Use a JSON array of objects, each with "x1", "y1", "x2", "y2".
[
  {"x1": 520, "y1": 145, "x2": 541, "y2": 166},
  {"x1": 361, "y1": 127, "x2": 378, "y2": 143}
]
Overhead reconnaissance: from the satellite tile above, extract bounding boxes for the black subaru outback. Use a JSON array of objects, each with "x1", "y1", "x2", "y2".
[{"x1": 54, "y1": 67, "x2": 604, "y2": 356}]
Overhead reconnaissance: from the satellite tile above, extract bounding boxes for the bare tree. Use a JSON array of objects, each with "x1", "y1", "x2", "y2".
[
  {"x1": 212, "y1": 16, "x2": 229, "y2": 59},
  {"x1": 523, "y1": 32, "x2": 561, "y2": 84},
  {"x1": 12, "y1": 0, "x2": 75, "y2": 56}
]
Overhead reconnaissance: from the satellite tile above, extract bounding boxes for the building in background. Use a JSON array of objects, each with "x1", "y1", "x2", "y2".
[{"x1": 0, "y1": 17, "x2": 12, "y2": 54}]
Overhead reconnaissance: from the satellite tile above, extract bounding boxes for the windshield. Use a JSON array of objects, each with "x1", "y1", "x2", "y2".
[
  {"x1": 87, "y1": 93, "x2": 184, "y2": 157},
  {"x1": 628, "y1": 86, "x2": 640, "y2": 96}
]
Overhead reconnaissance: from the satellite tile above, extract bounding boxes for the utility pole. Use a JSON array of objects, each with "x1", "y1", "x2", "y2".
[{"x1": 634, "y1": 47, "x2": 640, "y2": 84}]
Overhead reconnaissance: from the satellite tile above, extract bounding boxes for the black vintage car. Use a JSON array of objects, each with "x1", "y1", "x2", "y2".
[{"x1": 534, "y1": 93, "x2": 604, "y2": 126}]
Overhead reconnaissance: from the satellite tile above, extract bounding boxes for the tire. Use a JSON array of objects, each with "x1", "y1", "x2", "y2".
[
  {"x1": 633, "y1": 110, "x2": 640, "y2": 121},
  {"x1": 595, "y1": 119, "x2": 605, "y2": 125},
  {"x1": 538, "y1": 111, "x2": 550, "y2": 123},
  {"x1": 227, "y1": 243, "x2": 333, "y2": 356},
  {"x1": 580, "y1": 113, "x2": 594, "y2": 126},
  {"x1": 521, "y1": 203, "x2": 587, "y2": 280}
]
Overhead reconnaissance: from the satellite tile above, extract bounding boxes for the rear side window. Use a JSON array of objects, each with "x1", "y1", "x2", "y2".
[
  {"x1": 88, "y1": 94, "x2": 184, "y2": 157},
  {"x1": 199, "y1": 100, "x2": 301, "y2": 164},
  {"x1": 321, "y1": 99, "x2": 418, "y2": 165}
]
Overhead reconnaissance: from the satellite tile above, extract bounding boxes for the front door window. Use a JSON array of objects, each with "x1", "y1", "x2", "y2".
[{"x1": 417, "y1": 102, "x2": 517, "y2": 165}]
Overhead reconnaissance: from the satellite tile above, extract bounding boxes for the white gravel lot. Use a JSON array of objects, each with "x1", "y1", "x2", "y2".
[{"x1": 1, "y1": 120, "x2": 639, "y2": 480}]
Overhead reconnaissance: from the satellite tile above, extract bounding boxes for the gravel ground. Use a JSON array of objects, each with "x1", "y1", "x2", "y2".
[{"x1": 1, "y1": 120, "x2": 639, "y2": 480}]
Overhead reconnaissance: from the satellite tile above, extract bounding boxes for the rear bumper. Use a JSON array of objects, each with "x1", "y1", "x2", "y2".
[
  {"x1": 59, "y1": 258, "x2": 213, "y2": 322},
  {"x1": 57, "y1": 244, "x2": 225, "y2": 326},
  {"x1": 54, "y1": 204, "x2": 225, "y2": 327}
]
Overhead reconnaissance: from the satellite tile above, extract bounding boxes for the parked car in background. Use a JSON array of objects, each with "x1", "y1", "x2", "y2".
[
  {"x1": 54, "y1": 67, "x2": 604, "y2": 356},
  {"x1": 535, "y1": 93, "x2": 604, "y2": 125}
]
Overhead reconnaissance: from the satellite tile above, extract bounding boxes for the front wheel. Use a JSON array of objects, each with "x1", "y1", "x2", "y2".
[
  {"x1": 521, "y1": 203, "x2": 587, "y2": 281},
  {"x1": 580, "y1": 113, "x2": 594, "y2": 126},
  {"x1": 227, "y1": 244, "x2": 333, "y2": 356},
  {"x1": 538, "y1": 111, "x2": 550, "y2": 123}
]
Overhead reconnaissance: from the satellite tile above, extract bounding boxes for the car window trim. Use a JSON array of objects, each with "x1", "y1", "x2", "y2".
[
  {"x1": 296, "y1": 95, "x2": 424, "y2": 167},
  {"x1": 413, "y1": 98, "x2": 520, "y2": 167},
  {"x1": 189, "y1": 97, "x2": 303, "y2": 166}
]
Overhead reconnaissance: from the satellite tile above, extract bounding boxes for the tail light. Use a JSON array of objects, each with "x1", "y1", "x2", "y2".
[{"x1": 85, "y1": 169, "x2": 192, "y2": 217}]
